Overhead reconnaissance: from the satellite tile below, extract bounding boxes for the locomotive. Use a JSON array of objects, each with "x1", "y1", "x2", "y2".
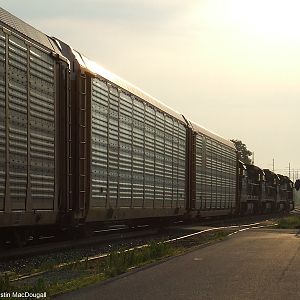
[{"x1": 0, "y1": 7, "x2": 294, "y2": 244}]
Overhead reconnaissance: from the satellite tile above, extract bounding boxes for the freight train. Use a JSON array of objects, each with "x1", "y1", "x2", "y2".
[{"x1": 0, "y1": 8, "x2": 294, "y2": 244}]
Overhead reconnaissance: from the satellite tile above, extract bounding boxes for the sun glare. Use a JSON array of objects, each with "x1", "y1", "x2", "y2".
[
  {"x1": 226, "y1": 0, "x2": 300, "y2": 39},
  {"x1": 194, "y1": 0, "x2": 300, "y2": 41}
]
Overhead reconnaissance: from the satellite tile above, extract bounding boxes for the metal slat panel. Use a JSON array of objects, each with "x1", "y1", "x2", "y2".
[
  {"x1": 131, "y1": 99, "x2": 145, "y2": 207},
  {"x1": 7, "y1": 36, "x2": 27, "y2": 210},
  {"x1": 107, "y1": 89, "x2": 121, "y2": 207},
  {"x1": 29, "y1": 45, "x2": 55, "y2": 209},
  {"x1": 0, "y1": 30, "x2": 56, "y2": 211},
  {"x1": 0, "y1": 30, "x2": 5, "y2": 210},
  {"x1": 195, "y1": 135, "x2": 237, "y2": 211},
  {"x1": 91, "y1": 78, "x2": 187, "y2": 211},
  {"x1": 91, "y1": 79, "x2": 108, "y2": 207},
  {"x1": 195, "y1": 134, "x2": 205, "y2": 209}
]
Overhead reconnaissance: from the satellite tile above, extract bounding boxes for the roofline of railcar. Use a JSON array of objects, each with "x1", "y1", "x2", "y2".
[
  {"x1": 189, "y1": 121, "x2": 236, "y2": 150},
  {"x1": 58, "y1": 41, "x2": 238, "y2": 147},
  {"x1": 64, "y1": 46, "x2": 187, "y2": 124},
  {"x1": 0, "y1": 7, "x2": 69, "y2": 64}
]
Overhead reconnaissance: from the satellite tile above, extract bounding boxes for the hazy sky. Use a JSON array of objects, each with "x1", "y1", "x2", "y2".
[{"x1": 1, "y1": 0, "x2": 300, "y2": 178}]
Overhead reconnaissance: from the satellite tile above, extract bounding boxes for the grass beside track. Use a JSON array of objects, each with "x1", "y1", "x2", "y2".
[
  {"x1": 276, "y1": 215, "x2": 300, "y2": 229},
  {"x1": 0, "y1": 231, "x2": 228, "y2": 298}
]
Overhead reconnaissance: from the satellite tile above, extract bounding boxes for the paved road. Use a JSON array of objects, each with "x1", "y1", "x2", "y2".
[{"x1": 56, "y1": 230, "x2": 300, "y2": 300}]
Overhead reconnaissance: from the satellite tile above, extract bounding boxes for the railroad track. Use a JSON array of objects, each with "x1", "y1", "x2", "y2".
[
  {"x1": 0, "y1": 225, "x2": 158, "y2": 261},
  {"x1": 0, "y1": 213, "x2": 282, "y2": 263},
  {"x1": 289, "y1": 207, "x2": 300, "y2": 214}
]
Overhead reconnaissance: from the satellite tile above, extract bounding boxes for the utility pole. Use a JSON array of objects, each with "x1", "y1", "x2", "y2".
[
  {"x1": 289, "y1": 162, "x2": 291, "y2": 179},
  {"x1": 272, "y1": 158, "x2": 274, "y2": 172},
  {"x1": 293, "y1": 169, "x2": 295, "y2": 182},
  {"x1": 252, "y1": 152, "x2": 255, "y2": 164}
]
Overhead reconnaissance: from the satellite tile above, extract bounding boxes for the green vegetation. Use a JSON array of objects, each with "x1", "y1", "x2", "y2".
[
  {"x1": 104, "y1": 242, "x2": 176, "y2": 277},
  {"x1": 0, "y1": 273, "x2": 11, "y2": 292},
  {"x1": 230, "y1": 139, "x2": 252, "y2": 164},
  {"x1": 276, "y1": 215, "x2": 300, "y2": 229},
  {"x1": 0, "y1": 242, "x2": 178, "y2": 297}
]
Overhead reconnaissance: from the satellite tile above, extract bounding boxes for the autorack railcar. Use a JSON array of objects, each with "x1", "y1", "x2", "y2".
[
  {"x1": 0, "y1": 7, "x2": 70, "y2": 236},
  {"x1": 187, "y1": 122, "x2": 237, "y2": 217},
  {"x1": 58, "y1": 40, "x2": 188, "y2": 225}
]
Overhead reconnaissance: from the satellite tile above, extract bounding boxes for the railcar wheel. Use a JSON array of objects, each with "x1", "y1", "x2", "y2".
[
  {"x1": 79, "y1": 226, "x2": 93, "y2": 238},
  {"x1": 11, "y1": 229, "x2": 30, "y2": 248}
]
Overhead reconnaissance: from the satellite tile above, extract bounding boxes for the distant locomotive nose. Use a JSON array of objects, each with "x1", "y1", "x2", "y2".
[{"x1": 295, "y1": 179, "x2": 300, "y2": 191}]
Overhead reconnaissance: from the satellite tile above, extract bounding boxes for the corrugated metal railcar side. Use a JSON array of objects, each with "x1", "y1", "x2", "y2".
[
  {"x1": 59, "y1": 43, "x2": 188, "y2": 223},
  {"x1": 189, "y1": 121, "x2": 238, "y2": 217},
  {"x1": 0, "y1": 7, "x2": 70, "y2": 228}
]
